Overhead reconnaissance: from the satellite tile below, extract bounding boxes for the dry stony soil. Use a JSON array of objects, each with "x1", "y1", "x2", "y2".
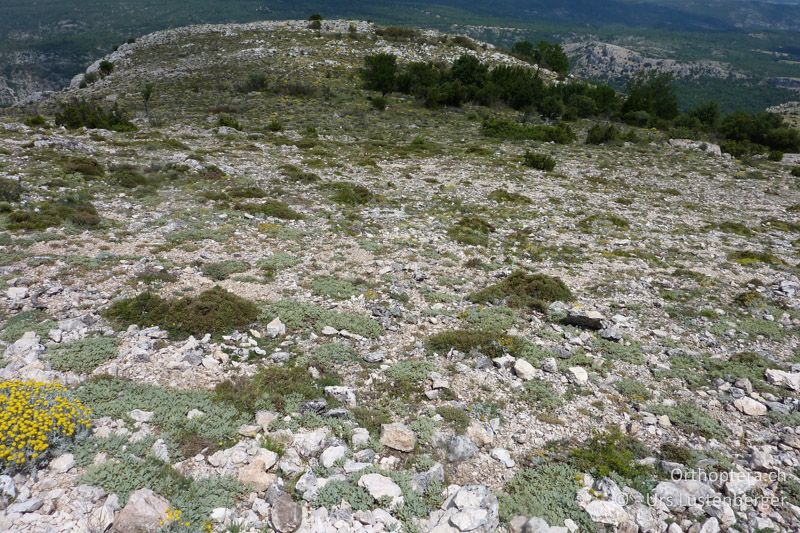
[{"x1": 1, "y1": 19, "x2": 800, "y2": 533}]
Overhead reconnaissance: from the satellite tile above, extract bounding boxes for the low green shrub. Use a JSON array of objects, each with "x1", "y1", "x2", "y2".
[
  {"x1": 7, "y1": 197, "x2": 101, "y2": 230},
  {"x1": 614, "y1": 378, "x2": 651, "y2": 401},
  {"x1": 728, "y1": 249, "x2": 783, "y2": 266},
  {"x1": 0, "y1": 310, "x2": 56, "y2": 342},
  {"x1": 469, "y1": 270, "x2": 572, "y2": 311},
  {"x1": 523, "y1": 151, "x2": 556, "y2": 171},
  {"x1": 217, "y1": 115, "x2": 241, "y2": 130},
  {"x1": 281, "y1": 165, "x2": 319, "y2": 183},
  {"x1": 648, "y1": 402, "x2": 728, "y2": 439},
  {"x1": 46, "y1": 336, "x2": 119, "y2": 374},
  {"x1": 261, "y1": 300, "x2": 382, "y2": 338},
  {"x1": 427, "y1": 329, "x2": 511, "y2": 358},
  {"x1": 81, "y1": 456, "x2": 241, "y2": 525},
  {"x1": 312, "y1": 277, "x2": 360, "y2": 300},
  {"x1": 103, "y1": 286, "x2": 259, "y2": 339},
  {"x1": 351, "y1": 407, "x2": 391, "y2": 435},
  {"x1": 488, "y1": 189, "x2": 531, "y2": 204},
  {"x1": 55, "y1": 100, "x2": 136, "y2": 131},
  {"x1": 499, "y1": 462, "x2": 593, "y2": 529},
  {"x1": 482, "y1": 118, "x2": 575, "y2": 144},
  {"x1": 586, "y1": 123, "x2": 620, "y2": 144},
  {"x1": 235, "y1": 200, "x2": 303, "y2": 220},
  {"x1": 0, "y1": 178, "x2": 21, "y2": 202},
  {"x1": 214, "y1": 364, "x2": 339, "y2": 414},
  {"x1": 448, "y1": 216, "x2": 494, "y2": 246},
  {"x1": 24, "y1": 115, "x2": 46, "y2": 127},
  {"x1": 201, "y1": 260, "x2": 251, "y2": 281},
  {"x1": 321, "y1": 182, "x2": 374, "y2": 206},
  {"x1": 570, "y1": 429, "x2": 654, "y2": 493},
  {"x1": 76, "y1": 376, "x2": 248, "y2": 453},
  {"x1": 522, "y1": 380, "x2": 562, "y2": 410},
  {"x1": 436, "y1": 406, "x2": 471, "y2": 433},
  {"x1": 259, "y1": 253, "x2": 301, "y2": 279},
  {"x1": 462, "y1": 306, "x2": 518, "y2": 332},
  {"x1": 791, "y1": 166, "x2": 800, "y2": 177}
]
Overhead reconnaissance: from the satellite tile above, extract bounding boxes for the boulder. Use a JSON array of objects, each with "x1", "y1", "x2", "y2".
[
  {"x1": 270, "y1": 492, "x2": 303, "y2": 532},
  {"x1": 113, "y1": 488, "x2": 169, "y2": 533},
  {"x1": 380, "y1": 423, "x2": 416, "y2": 452},
  {"x1": 733, "y1": 397, "x2": 767, "y2": 416},
  {"x1": 358, "y1": 473, "x2": 404, "y2": 508}
]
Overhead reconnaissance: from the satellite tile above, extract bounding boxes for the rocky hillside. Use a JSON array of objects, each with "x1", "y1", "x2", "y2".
[
  {"x1": 1, "y1": 19, "x2": 800, "y2": 533},
  {"x1": 564, "y1": 41, "x2": 742, "y2": 83}
]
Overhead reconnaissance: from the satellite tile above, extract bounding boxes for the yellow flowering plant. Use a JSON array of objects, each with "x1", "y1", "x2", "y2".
[{"x1": 0, "y1": 380, "x2": 92, "y2": 473}]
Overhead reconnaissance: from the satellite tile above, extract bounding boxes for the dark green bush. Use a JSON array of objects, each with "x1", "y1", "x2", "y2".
[
  {"x1": 361, "y1": 53, "x2": 398, "y2": 95},
  {"x1": 217, "y1": 115, "x2": 241, "y2": 130},
  {"x1": 235, "y1": 200, "x2": 303, "y2": 220},
  {"x1": 0, "y1": 178, "x2": 21, "y2": 202},
  {"x1": 55, "y1": 100, "x2": 136, "y2": 131},
  {"x1": 469, "y1": 270, "x2": 572, "y2": 311},
  {"x1": 375, "y1": 26, "x2": 418, "y2": 40},
  {"x1": 321, "y1": 182, "x2": 374, "y2": 205},
  {"x1": 522, "y1": 151, "x2": 556, "y2": 171},
  {"x1": 621, "y1": 73, "x2": 679, "y2": 121},
  {"x1": 427, "y1": 329, "x2": 512, "y2": 358},
  {"x1": 103, "y1": 286, "x2": 259, "y2": 340},
  {"x1": 98, "y1": 60, "x2": 114, "y2": 76},
  {"x1": 370, "y1": 95, "x2": 388, "y2": 111},
  {"x1": 7, "y1": 196, "x2": 100, "y2": 230},
  {"x1": 482, "y1": 118, "x2": 574, "y2": 144},
  {"x1": 24, "y1": 115, "x2": 46, "y2": 127},
  {"x1": 586, "y1": 123, "x2": 621, "y2": 145},
  {"x1": 791, "y1": 166, "x2": 800, "y2": 177},
  {"x1": 570, "y1": 430, "x2": 653, "y2": 491}
]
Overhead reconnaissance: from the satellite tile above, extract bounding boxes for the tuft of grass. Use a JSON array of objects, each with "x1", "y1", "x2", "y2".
[
  {"x1": 614, "y1": 378, "x2": 651, "y2": 401},
  {"x1": 469, "y1": 270, "x2": 572, "y2": 311},
  {"x1": 201, "y1": 260, "x2": 251, "y2": 281},
  {"x1": 728, "y1": 249, "x2": 783, "y2": 266},
  {"x1": 103, "y1": 286, "x2": 259, "y2": 340},
  {"x1": 522, "y1": 380, "x2": 562, "y2": 410},
  {"x1": 488, "y1": 189, "x2": 531, "y2": 204},
  {"x1": 235, "y1": 200, "x2": 303, "y2": 220},
  {"x1": 321, "y1": 182, "x2": 374, "y2": 206},
  {"x1": 448, "y1": 216, "x2": 494, "y2": 246}
]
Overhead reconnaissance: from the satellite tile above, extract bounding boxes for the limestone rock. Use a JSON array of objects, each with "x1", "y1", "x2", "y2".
[{"x1": 113, "y1": 488, "x2": 169, "y2": 533}]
